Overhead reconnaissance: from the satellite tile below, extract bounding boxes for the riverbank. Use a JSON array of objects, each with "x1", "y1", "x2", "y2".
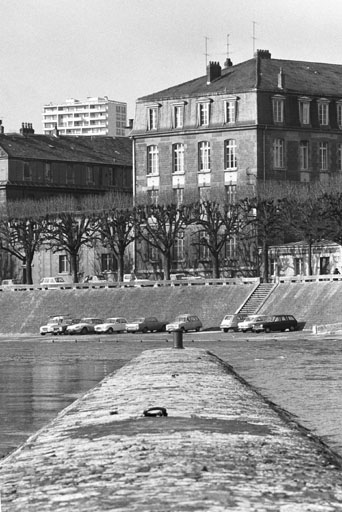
[{"x1": 1, "y1": 346, "x2": 342, "y2": 511}]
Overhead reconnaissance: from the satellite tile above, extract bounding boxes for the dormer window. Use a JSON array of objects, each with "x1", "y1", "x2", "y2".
[
  {"x1": 196, "y1": 100, "x2": 211, "y2": 127},
  {"x1": 146, "y1": 104, "x2": 160, "y2": 131},
  {"x1": 318, "y1": 99, "x2": 330, "y2": 126},
  {"x1": 272, "y1": 95, "x2": 285, "y2": 124},
  {"x1": 298, "y1": 96, "x2": 311, "y2": 125},
  {"x1": 172, "y1": 102, "x2": 185, "y2": 129},
  {"x1": 224, "y1": 97, "x2": 237, "y2": 124}
]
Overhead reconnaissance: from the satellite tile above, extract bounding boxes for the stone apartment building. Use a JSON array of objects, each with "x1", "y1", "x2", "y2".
[
  {"x1": 0, "y1": 125, "x2": 133, "y2": 282},
  {"x1": 131, "y1": 49, "x2": 342, "y2": 277}
]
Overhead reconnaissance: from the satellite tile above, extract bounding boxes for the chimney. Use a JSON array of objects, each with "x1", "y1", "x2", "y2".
[
  {"x1": 126, "y1": 118, "x2": 134, "y2": 130},
  {"x1": 52, "y1": 123, "x2": 59, "y2": 137},
  {"x1": 207, "y1": 61, "x2": 221, "y2": 84},
  {"x1": 278, "y1": 67, "x2": 285, "y2": 89},
  {"x1": 254, "y1": 49, "x2": 271, "y2": 59},
  {"x1": 0, "y1": 120, "x2": 4, "y2": 134},
  {"x1": 20, "y1": 122, "x2": 35, "y2": 136},
  {"x1": 224, "y1": 58, "x2": 233, "y2": 68}
]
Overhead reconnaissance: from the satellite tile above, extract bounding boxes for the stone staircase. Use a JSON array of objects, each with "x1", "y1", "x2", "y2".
[{"x1": 237, "y1": 283, "x2": 276, "y2": 316}]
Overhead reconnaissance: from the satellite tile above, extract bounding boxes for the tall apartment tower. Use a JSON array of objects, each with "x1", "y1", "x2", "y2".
[{"x1": 42, "y1": 96, "x2": 127, "y2": 136}]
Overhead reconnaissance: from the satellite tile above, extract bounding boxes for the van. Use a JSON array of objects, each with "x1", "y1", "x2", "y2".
[{"x1": 220, "y1": 313, "x2": 247, "y2": 333}]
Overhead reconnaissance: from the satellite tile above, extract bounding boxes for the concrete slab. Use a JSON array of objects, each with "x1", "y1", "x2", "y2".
[{"x1": 1, "y1": 348, "x2": 342, "y2": 511}]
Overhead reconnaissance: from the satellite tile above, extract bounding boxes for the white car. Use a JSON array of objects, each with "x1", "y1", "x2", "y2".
[
  {"x1": 166, "y1": 314, "x2": 202, "y2": 333},
  {"x1": 220, "y1": 313, "x2": 247, "y2": 333},
  {"x1": 66, "y1": 318, "x2": 104, "y2": 335},
  {"x1": 40, "y1": 277, "x2": 66, "y2": 289},
  {"x1": 238, "y1": 315, "x2": 269, "y2": 332},
  {"x1": 94, "y1": 317, "x2": 127, "y2": 334},
  {"x1": 40, "y1": 315, "x2": 80, "y2": 336},
  {"x1": 122, "y1": 274, "x2": 153, "y2": 286}
]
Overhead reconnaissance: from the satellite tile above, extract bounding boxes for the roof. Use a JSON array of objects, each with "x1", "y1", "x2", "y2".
[
  {"x1": 0, "y1": 134, "x2": 132, "y2": 166},
  {"x1": 138, "y1": 53, "x2": 342, "y2": 102}
]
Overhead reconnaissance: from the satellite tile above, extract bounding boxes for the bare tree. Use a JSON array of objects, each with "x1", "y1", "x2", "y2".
[
  {"x1": 96, "y1": 193, "x2": 137, "y2": 281},
  {"x1": 135, "y1": 195, "x2": 193, "y2": 280},
  {"x1": 0, "y1": 199, "x2": 48, "y2": 284},
  {"x1": 44, "y1": 196, "x2": 98, "y2": 283},
  {"x1": 190, "y1": 199, "x2": 242, "y2": 278}
]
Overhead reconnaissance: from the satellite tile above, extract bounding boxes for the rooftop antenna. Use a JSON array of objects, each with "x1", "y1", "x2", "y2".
[
  {"x1": 252, "y1": 21, "x2": 257, "y2": 55},
  {"x1": 226, "y1": 34, "x2": 230, "y2": 60},
  {"x1": 204, "y1": 36, "x2": 209, "y2": 69}
]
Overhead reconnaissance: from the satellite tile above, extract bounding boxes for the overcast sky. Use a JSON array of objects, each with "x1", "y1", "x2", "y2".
[{"x1": 1, "y1": 0, "x2": 342, "y2": 133}]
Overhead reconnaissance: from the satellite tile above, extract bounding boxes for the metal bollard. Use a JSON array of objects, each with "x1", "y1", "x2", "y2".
[{"x1": 173, "y1": 329, "x2": 184, "y2": 349}]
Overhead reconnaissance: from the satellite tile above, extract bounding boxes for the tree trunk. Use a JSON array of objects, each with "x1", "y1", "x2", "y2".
[
  {"x1": 70, "y1": 252, "x2": 78, "y2": 283},
  {"x1": 26, "y1": 258, "x2": 33, "y2": 285},
  {"x1": 262, "y1": 239, "x2": 269, "y2": 283},
  {"x1": 118, "y1": 252, "x2": 124, "y2": 282},
  {"x1": 308, "y1": 241, "x2": 313, "y2": 275},
  {"x1": 211, "y1": 253, "x2": 220, "y2": 278},
  {"x1": 163, "y1": 252, "x2": 171, "y2": 280}
]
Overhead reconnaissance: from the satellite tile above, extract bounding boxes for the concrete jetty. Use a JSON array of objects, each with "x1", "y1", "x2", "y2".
[{"x1": 1, "y1": 348, "x2": 342, "y2": 511}]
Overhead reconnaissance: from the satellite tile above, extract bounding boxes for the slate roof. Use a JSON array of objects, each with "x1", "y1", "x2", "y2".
[
  {"x1": 138, "y1": 54, "x2": 342, "y2": 102},
  {"x1": 0, "y1": 134, "x2": 132, "y2": 166}
]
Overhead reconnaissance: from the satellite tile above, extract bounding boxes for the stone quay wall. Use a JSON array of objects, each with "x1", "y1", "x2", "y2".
[{"x1": 1, "y1": 347, "x2": 342, "y2": 511}]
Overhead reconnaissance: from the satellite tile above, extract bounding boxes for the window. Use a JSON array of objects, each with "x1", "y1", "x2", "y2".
[
  {"x1": 273, "y1": 139, "x2": 284, "y2": 168},
  {"x1": 300, "y1": 141, "x2": 309, "y2": 170},
  {"x1": 173, "y1": 232, "x2": 184, "y2": 262},
  {"x1": 198, "y1": 141, "x2": 210, "y2": 171},
  {"x1": 66, "y1": 165, "x2": 75, "y2": 184},
  {"x1": 173, "y1": 143, "x2": 184, "y2": 173},
  {"x1": 225, "y1": 237, "x2": 237, "y2": 260},
  {"x1": 225, "y1": 184, "x2": 236, "y2": 204},
  {"x1": 148, "y1": 244, "x2": 159, "y2": 262},
  {"x1": 101, "y1": 254, "x2": 115, "y2": 272},
  {"x1": 147, "y1": 145, "x2": 159, "y2": 175},
  {"x1": 148, "y1": 189, "x2": 159, "y2": 205},
  {"x1": 224, "y1": 99, "x2": 236, "y2": 124},
  {"x1": 272, "y1": 96, "x2": 285, "y2": 123},
  {"x1": 199, "y1": 231, "x2": 210, "y2": 261},
  {"x1": 319, "y1": 142, "x2": 328, "y2": 171},
  {"x1": 337, "y1": 103, "x2": 342, "y2": 128},
  {"x1": 86, "y1": 166, "x2": 95, "y2": 184},
  {"x1": 147, "y1": 107, "x2": 158, "y2": 130},
  {"x1": 197, "y1": 102, "x2": 210, "y2": 126},
  {"x1": 338, "y1": 144, "x2": 342, "y2": 171},
  {"x1": 59, "y1": 255, "x2": 69, "y2": 273},
  {"x1": 23, "y1": 162, "x2": 32, "y2": 181},
  {"x1": 298, "y1": 98, "x2": 311, "y2": 125},
  {"x1": 318, "y1": 100, "x2": 329, "y2": 126},
  {"x1": 225, "y1": 139, "x2": 237, "y2": 169},
  {"x1": 173, "y1": 105, "x2": 184, "y2": 129},
  {"x1": 45, "y1": 163, "x2": 52, "y2": 182},
  {"x1": 174, "y1": 187, "x2": 184, "y2": 207}
]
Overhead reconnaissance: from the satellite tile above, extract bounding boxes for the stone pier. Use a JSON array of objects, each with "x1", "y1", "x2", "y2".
[{"x1": 1, "y1": 348, "x2": 342, "y2": 511}]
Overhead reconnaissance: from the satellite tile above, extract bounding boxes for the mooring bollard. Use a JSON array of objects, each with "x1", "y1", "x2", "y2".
[{"x1": 173, "y1": 329, "x2": 184, "y2": 349}]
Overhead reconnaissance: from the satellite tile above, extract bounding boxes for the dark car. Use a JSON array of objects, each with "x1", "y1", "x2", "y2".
[
  {"x1": 252, "y1": 315, "x2": 298, "y2": 333},
  {"x1": 126, "y1": 317, "x2": 167, "y2": 333}
]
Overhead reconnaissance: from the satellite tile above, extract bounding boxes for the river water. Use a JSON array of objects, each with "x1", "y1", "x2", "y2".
[{"x1": 1, "y1": 332, "x2": 342, "y2": 460}]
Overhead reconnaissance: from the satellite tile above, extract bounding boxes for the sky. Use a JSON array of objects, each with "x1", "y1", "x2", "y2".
[{"x1": 1, "y1": 0, "x2": 342, "y2": 133}]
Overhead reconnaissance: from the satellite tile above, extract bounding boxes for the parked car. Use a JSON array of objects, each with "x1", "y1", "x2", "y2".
[
  {"x1": 166, "y1": 314, "x2": 202, "y2": 332},
  {"x1": 252, "y1": 315, "x2": 298, "y2": 333},
  {"x1": 238, "y1": 315, "x2": 269, "y2": 333},
  {"x1": 123, "y1": 274, "x2": 154, "y2": 286},
  {"x1": 40, "y1": 277, "x2": 66, "y2": 289},
  {"x1": 126, "y1": 317, "x2": 167, "y2": 333},
  {"x1": 83, "y1": 275, "x2": 107, "y2": 284},
  {"x1": 220, "y1": 313, "x2": 247, "y2": 333},
  {"x1": 66, "y1": 318, "x2": 104, "y2": 335},
  {"x1": 1, "y1": 279, "x2": 20, "y2": 290},
  {"x1": 40, "y1": 316, "x2": 80, "y2": 336},
  {"x1": 94, "y1": 317, "x2": 127, "y2": 334}
]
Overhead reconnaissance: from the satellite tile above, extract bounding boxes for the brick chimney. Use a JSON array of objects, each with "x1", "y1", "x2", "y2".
[
  {"x1": 207, "y1": 61, "x2": 221, "y2": 84},
  {"x1": 254, "y1": 49, "x2": 271, "y2": 59},
  {"x1": 20, "y1": 123, "x2": 35, "y2": 135},
  {"x1": 224, "y1": 58, "x2": 233, "y2": 68},
  {"x1": 0, "y1": 120, "x2": 4, "y2": 134}
]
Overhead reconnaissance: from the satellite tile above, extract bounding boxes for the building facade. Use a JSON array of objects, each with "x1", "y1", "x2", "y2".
[
  {"x1": 42, "y1": 97, "x2": 127, "y2": 137},
  {"x1": 0, "y1": 129, "x2": 133, "y2": 283},
  {"x1": 131, "y1": 49, "x2": 342, "y2": 276}
]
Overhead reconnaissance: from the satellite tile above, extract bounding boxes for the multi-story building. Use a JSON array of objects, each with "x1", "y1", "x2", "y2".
[
  {"x1": 131, "y1": 49, "x2": 342, "y2": 276},
  {"x1": 0, "y1": 124, "x2": 133, "y2": 282},
  {"x1": 42, "y1": 97, "x2": 127, "y2": 137}
]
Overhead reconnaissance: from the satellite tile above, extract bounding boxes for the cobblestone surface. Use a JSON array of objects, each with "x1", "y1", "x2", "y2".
[{"x1": 1, "y1": 348, "x2": 342, "y2": 511}]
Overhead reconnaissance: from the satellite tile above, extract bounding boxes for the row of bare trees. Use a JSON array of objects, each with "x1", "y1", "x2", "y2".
[{"x1": 2, "y1": 180, "x2": 342, "y2": 284}]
